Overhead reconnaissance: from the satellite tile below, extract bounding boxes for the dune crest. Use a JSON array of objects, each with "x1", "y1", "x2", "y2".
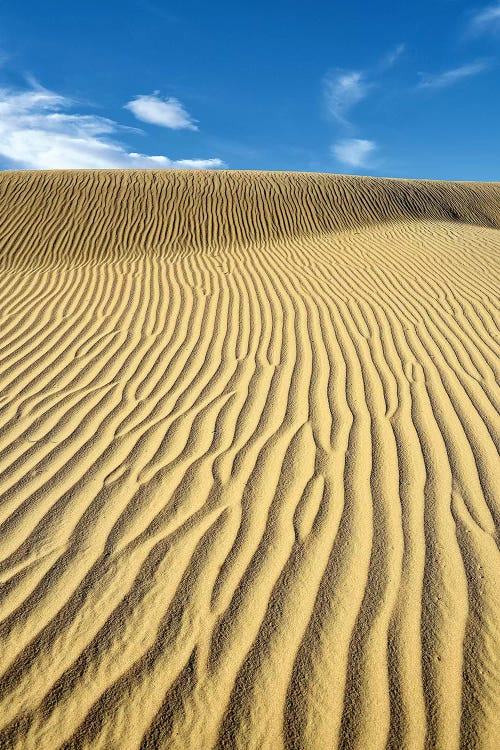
[{"x1": 0, "y1": 170, "x2": 499, "y2": 750}]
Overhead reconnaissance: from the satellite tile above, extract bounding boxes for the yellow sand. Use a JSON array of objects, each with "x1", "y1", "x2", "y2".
[{"x1": 0, "y1": 169, "x2": 498, "y2": 750}]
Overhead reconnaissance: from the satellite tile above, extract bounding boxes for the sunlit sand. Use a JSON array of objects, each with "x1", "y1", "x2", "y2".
[{"x1": 0, "y1": 169, "x2": 498, "y2": 749}]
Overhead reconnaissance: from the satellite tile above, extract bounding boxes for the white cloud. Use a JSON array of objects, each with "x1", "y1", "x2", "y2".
[
  {"x1": 323, "y1": 45, "x2": 405, "y2": 125},
  {"x1": 323, "y1": 70, "x2": 370, "y2": 124},
  {"x1": 417, "y1": 60, "x2": 489, "y2": 89},
  {"x1": 0, "y1": 84, "x2": 224, "y2": 170},
  {"x1": 332, "y1": 138, "x2": 376, "y2": 167},
  {"x1": 379, "y1": 43, "x2": 406, "y2": 71},
  {"x1": 469, "y1": 3, "x2": 500, "y2": 35},
  {"x1": 125, "y1": 93, "x2": 198, "y2": 130}
]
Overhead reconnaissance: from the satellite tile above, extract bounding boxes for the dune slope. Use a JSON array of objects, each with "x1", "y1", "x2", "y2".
[{"x1": 0, "y1": 169, "x2": 499, "y2": 750}]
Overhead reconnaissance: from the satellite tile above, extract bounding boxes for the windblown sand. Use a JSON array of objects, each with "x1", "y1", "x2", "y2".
[{"x1": 0, "y1": 170, "x2": 498, "y2": 750}]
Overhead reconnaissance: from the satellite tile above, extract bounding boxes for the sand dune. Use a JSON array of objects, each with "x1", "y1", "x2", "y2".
[{"x1": 0, "y1": 169, "x2": 498, "y2": 750}]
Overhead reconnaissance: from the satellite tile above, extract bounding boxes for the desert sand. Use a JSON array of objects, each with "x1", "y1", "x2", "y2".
[{"x1": 0, "y1": 169, "x2": 498, "y2": 749}]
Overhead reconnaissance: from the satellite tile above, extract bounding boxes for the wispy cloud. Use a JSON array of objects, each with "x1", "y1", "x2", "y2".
[
  {"x1": 323, "y1": 45, "x2": 403, "y2": 170},
  {"x1": 332, "y1": 138, "x2": 376, "y2": 167},
  {"x1": 468, "y1": 3, "x2": 500, "y2": 35},
  {"x1": 417, "y1": 60, "x2": 489, "y2": 89},
  {"x1": 323, "y1": 70, "x2": 370, "y2": 125},
  {"x1": 323, "y1": 42, "x2": 405, "y2": 127},
  {"x1": 125, "y1": 93, "x2": 198, "y2": 130},
  {"x1": 0, "y1": 83, "x2": 224, "y2": 169},
  {"x1": 378, "y1": 43, "x2": 406, "y2": 72}
]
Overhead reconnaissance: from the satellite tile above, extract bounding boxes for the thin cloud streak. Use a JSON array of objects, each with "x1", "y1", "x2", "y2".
[
  {"x1": 468, "y1": 3, "x2": 500, "y2": 35},
  {"x1": 323, "y1": 70, "x2": 370, "y2": 125},
  {"x1": 417, "y1": 60, "x2": 490, "y2": 89},
  {"x1": 323, "y1": 44, "x2": 403, "y2": 170},
  {"x1": 378, "y1": 43, "x2": 406, "y2": 72}
]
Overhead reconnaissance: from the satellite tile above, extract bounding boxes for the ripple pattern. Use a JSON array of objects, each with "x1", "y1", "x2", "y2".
[{"x1": 0, "y1": 170, "x2": 499, "y2": 750}]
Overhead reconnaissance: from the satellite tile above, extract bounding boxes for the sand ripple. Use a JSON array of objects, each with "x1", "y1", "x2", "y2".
[{"x1": 0, "y1": 170, "x2": 498, "y2": 749}]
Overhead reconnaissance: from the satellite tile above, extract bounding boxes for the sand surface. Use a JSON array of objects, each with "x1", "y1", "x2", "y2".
[{"x1": 0, "y1": 169, "x2": 499, "y2": 750}]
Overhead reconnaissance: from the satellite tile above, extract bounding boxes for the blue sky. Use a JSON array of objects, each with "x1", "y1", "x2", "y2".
[{"x1": 0, "y1": 1, "x2": 499, "y2": 178}]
